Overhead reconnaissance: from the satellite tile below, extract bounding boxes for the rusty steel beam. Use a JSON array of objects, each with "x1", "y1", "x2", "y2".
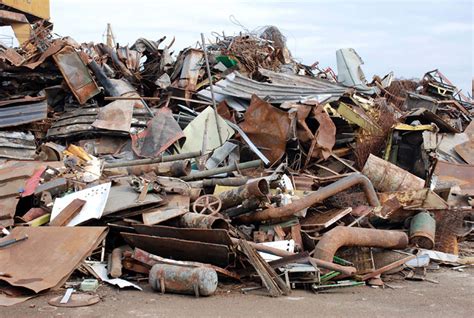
[
  {"x1": 218, "y1": 179, "x2": 269, "y2": 210},
  {"x1": 236, "y1": 174, "x2": 380, "y2": 223},
  {"x1": 314, "y1": 226, "x2": 409, "y2": 262},
  {"x1": 230, "y1": 238, "x2": 356, "y2": 276}
]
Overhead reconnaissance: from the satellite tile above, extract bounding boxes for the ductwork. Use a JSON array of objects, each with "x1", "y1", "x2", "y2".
[
  {"x1": 236, "y1": 173, "x2": 380, "y2": 223},
  {"x1": 314, "y1": 226, "x2": 409, "y2": 262}
]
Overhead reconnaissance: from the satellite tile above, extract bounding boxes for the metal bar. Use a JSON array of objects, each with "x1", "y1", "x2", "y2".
[
  {"x1": 103, "y1": 151, "x2": 201, "y2": 168},
  {"x1": 201, "y1": 33, "x2": 223, "y2": 146},
  {"x1": 181, "y1": 160, "x2": 262, "y2": 181}
]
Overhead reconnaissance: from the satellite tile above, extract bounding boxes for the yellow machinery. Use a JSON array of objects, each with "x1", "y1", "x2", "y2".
[{"x1": 0, "y1": 0, "x2": 50, "y2": 45}]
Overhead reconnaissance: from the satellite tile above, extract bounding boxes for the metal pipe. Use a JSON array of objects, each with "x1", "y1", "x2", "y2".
[
  {"x1": 105, "y1": 160, "x2": 191, "y2": 177},
  {"x1": 218, "y1": 179, "x2": 269, "y2": 210},
  {"x1": 230, "y1": 238, "x2": 356, "y2": 275},
  {"x1": 314, "y1": 226, "x2": 409, "y2": 262},
  {"x1": 103, "y1": 151, "x2": 201, "y2": 168},
  {"x1": 181, "y1": 160, "x2": 262, "y2": 181},
  {"x1": 178, "y1": 213, "x2": 229, "y2": 230},
  {"x1": 236, "y1": 174, "x2": 379, "y2": 223},
  {"x1": 188, "y1": 177, "x2": 249, "y2": 188}
]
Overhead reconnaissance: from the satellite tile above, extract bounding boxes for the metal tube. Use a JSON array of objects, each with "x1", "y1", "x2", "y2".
[
  {"x1": 236, "y1": 174, "x2": 380, "y2": 223},
  {"x1": 314, "y1": 226, "x2": 409, "y2": 262},
  {"x1": 103, "y1": 151, "x2": 201, "y2": 168},
  {"x1": 106, "y1": 160, "x2": 191, "y2": 177},
  {"x1": 181, "y1": 160, "x2": 262, "y2": 181},
  {"x1": 188, "y1": 177, "x2": 249, "y2": 188},
  {"x1": 230, "y1": 238, "x2": 356, "y2": 275},
  {"x1": 218, "y1": 179, "x2": 269, "y2": 210},
  {"x1": 178, "y1": 213, "x2": 229, "y2": 230}
]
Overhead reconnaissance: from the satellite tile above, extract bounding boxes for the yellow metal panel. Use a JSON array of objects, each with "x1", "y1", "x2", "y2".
[{"x1": 0, "y1": 0, "x2": 50, "y2": 20}]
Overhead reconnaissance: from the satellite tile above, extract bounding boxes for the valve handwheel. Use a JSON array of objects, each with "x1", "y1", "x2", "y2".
[{"x1": 192, "y1": 195, "x2": 222, "y2": 216}]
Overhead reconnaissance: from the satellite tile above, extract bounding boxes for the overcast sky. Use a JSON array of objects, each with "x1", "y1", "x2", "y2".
[{"x1": 2, "y1": 0, "x2": 473, "y2": 94}]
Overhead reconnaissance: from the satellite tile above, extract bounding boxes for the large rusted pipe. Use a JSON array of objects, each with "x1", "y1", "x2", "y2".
[
  {"x1": 236, "y1": 174, "x2": 380, "y2": 223},
  {"x1": 230, "y1": 238, "x2": 356, "y2": 275},
  {"x1": 218, "y1": 179, "x2": 269, "y2": 210},
  {"x1": 178, "y1": 213, "x2": 229, "y2": 230},
  {"x1": 314, "y1": 226, "x2": 409, "y2": 262}
]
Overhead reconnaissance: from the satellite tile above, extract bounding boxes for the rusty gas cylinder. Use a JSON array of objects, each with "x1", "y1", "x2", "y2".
[{"x1": 149, "y1": 264, "x2": 218, "y2": 297}]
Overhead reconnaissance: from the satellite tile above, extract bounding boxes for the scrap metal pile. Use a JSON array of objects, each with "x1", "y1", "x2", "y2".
[{"x1": 1, "y1": 25, "x2": 473, "y2": 305}]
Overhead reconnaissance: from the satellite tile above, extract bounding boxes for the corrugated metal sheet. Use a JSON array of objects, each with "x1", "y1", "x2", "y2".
[
  {"x1": 0, "y1": 100, "x2": 47, "y2": 128},
  {"x1": 199, "y1": 70, "x2": 348, "y2": 104},
  {"x1": 0, "y1": 131, "x2": 36, "y2": 160},
  {"x1": 47, "y1": 107, "x2": 152, "y2": 139}
]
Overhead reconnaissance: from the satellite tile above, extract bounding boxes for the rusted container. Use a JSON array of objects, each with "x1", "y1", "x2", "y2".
[
  {"x1": 362, "y1": 154, "x2": 425, "y2": 192},
  {"x1": 149, "y1": 264, "x2": 218, "y2": 297},
  {"x1": 409, "y1": 212, "x2": 436, "y2": 249}
]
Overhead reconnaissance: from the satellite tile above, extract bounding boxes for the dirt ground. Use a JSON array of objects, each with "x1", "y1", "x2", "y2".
[{"x1": 2, "y1": 267, "x2": 473, "y2": 318}]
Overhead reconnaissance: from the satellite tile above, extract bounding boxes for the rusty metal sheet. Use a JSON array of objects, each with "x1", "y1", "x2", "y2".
[
  {"x1": 362, "y1": 154, "x2": 425, "y2": 192},
  {"x1": 431, "y1": 160, "x2": 474, "y2": 196},
  {"x1": 310, "y1": 105, "x2": 336, "y2": 160},
  {"x1": 53, "y1": 46, "x2": 100, "y2": 105},
  {"x1": 239, "y1": 95, "x2": 291, "y2": 164},
  {"x1": 378, "y1": 189, "x2": 449, "y2": 210},
  {"x1": 121, "y1": 233, "x2": 230, "y2": 267},
  {"x1": 454, "y1": 140, "x2": 474, "y2": 165},
  {"x1": 301, "y1": 208, "x2": 352, "y2": 230},
  {"x1": 0, "y1": 227, "x2": 107, "y2": 293},
  {"x1": 177, "y1": 48, "x2": 204, "y2": 99},
  {"x1": 92, "y1": 100, "x2": 135, "y2": 133},
  {"x1": 0, "y1": 45, "x2": 25, "y2": 66},
  {"x1": 133, "y1": 225, "x2": 232, "y2": 246},
  {"x1": 132, "y1": 107, "x2": 185, "y2": 158}
]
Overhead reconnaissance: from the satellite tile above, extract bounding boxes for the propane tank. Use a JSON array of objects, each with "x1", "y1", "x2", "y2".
[{"x1": 149, "y1": 264, "x2": 218, "y2": 297}]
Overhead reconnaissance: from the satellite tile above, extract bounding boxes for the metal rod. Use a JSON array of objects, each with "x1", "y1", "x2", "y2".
[
  {"x1": 181, "y1": 160, "x2": 262, "y2": 181},
  {"x1": 103, "y1": 151, "x2": 201, "y2": 168},
  {"x1": 201, "y1": 33, "x2": 223, "y2": 146}
]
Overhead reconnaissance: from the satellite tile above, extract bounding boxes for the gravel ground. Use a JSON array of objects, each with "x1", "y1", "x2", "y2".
[{"x1": 2, "y1": 267, "x2": 473, "y2": 318}]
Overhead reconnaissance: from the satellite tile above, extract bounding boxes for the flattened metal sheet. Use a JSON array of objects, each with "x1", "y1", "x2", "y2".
[
  {"x1": 0, "y1": 100, "x2": 47, "y2": 128},
  {"x1": 432, "y1": 160, "x2": 474, "y2": 195},
  {"x1": 0, "y1": 226, "x2": 107, "y2": 293}
]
